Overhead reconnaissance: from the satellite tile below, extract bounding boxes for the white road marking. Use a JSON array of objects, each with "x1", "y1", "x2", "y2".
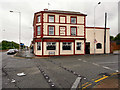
[
  {"x1": 116, "y1": 70, "x2": 119, "y2": 72},
  {"x1": 92, "y1": 63, "x2": 100, "y2": 66},
  {"x1": 102, "y1": 66, "x2": 113, "y2": 70},
  {"x1": 78, "y1": 59, "x2": 82, "y2": 61},
  {"x1": 71, "y1": 77, "x2": 81, "y2": 89},
  {"x1": 97, "y1": 62, "x2": 118, "y2": 64},
  {"x1": 83, "y1": 60, "x2": 87, "y2": 62}
]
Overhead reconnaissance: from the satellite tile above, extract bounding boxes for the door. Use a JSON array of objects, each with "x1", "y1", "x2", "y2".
[{"x1": 85, "y1": 42, "x2": 90, "y2": 54}]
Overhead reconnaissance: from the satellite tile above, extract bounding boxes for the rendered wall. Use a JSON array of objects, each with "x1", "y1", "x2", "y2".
[{"x1": 86, "y1": 28, "x2": 110, "y2": 54}]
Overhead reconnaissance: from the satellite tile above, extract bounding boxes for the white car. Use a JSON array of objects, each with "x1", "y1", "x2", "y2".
[
  {"x1": 7, "y1": 49, "x2": 17, "y2": 55},
  {"x1": 14, "y1": 49, "x2": 18, "y2": 52}
]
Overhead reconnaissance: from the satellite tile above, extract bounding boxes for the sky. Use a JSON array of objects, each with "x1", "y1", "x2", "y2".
[{"x1": 0, "y1": 0, "x2": 119, "y2": 46}]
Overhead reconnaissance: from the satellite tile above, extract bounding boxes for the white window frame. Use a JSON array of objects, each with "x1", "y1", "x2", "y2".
[
  {"x1": 49, "y1": 26, "x2": 54, "y2": 35},
  {"x1": 60, "y1": 16, "x2": 66, "y2": 23},
  {"x1": 37, "y1": 15, "x2": 41, "y2": 22},
  {"x1": 37, "y1": 26, "x2": 41, "y2": 35},
  {"x1": 96, "y1": 43, "x2": 102, "y2": 49},
  {"x1": 46, "y1": 42, "x2": 56, "y2": 50},
  {"x1": 76, "y1": 42, "x2": 81, "y2": 50},
  {"x1": 62, "y1": 42, "x2": 72, "y2": 50},
  {"x1": 37, "y1": 42, "x2": 41, "y2": 50},
  {"x1": 49, "y1": 15, "x2": 55, "y2": 22},
  {"x1": 71, "y1": 17, "x2": 77, "y2": 24},
  {"x1": 71, "y1": 27, "x2": 76, "y2": 36}
]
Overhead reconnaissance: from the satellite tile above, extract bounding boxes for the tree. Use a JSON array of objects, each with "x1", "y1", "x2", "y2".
[
  {"x1": 110, "y1": 36, "x2": 114, "y2": 41},
  {"x1": 0, "y1": 40, "x2": 19, "y2": 50},
  {"x1": 114, "y1": 33, "x2": 120, "y2": 41}
]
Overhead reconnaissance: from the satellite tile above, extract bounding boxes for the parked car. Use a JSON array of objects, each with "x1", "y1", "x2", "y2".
[
  {"x1": 7, "y1": 49, "x2": 18, "y2": 55},
  {"x1": 14, "y1": 49, "x2": 18, "y2": 52}
]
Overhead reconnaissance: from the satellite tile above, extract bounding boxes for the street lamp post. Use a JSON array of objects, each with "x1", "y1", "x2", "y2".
[
  {"x1": 10, "y1": 11, "x2": 21, "y2": 51},
  {"x1": 94, "y1": 2, "x2": 101, "y2": 55}
]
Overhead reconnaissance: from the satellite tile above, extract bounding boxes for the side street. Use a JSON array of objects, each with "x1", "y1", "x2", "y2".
[{"x1": 1, "y1": 50, "x2": 119, "y2": 89}]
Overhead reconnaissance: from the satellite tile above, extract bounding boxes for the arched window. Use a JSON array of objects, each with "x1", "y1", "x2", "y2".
[{"x1": 96, "y1": 43, "x2": 102, "y2": 49}]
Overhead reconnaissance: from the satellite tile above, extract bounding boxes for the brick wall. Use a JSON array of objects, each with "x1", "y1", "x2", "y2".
[{"x1": 110, "y1": 41, "x2": 120, "y2": 53}]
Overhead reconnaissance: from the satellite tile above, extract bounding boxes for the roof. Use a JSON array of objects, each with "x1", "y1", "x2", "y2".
[
  {"x1": 35, "y1": 10, "x2": 87, "y2": 16},
  {"x1": 85, "y1": 27, "x2": 110, "y2": 29}
]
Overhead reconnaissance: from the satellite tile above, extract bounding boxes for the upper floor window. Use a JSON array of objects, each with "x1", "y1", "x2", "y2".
[
  {"x1": 48, "y1": 26, "x2": 55, "y2": 35},
  {"x1": 37, "y1": 26, "x2": 41, "y2": 35},
  {"x1": 48, "y1": 15, "x2": 55, "y2": 22},
  {"x1": 37, "y1": 42, "x2": 41, "y2": 50},
  {"x1": 62, "y1": 42, "x2": 72, "y2": 50},
  {"x1": 71, "y1": 27, "x2": 77, "y2": 36},
  {"x1": 37, "y1": 15, "x2": 41, "y2": 23},
  {"x1": 76, "y1": 42, "x2": 81, "y2": 50},
  {"x1": 59, "y1": 26, "x2": 66, "y2": 36},
  {"x1": 59, "y1": 16, "x2": 66, "y2": 23},
  {"x1": 46, "y1": 42, "x2": 56, "y2": 50},
  {"x1": 96, "y1": 43, "x2": 102, "y2": 49},
  {"x1": 71, "y1": 17, "x2": 77, "y2": 24}
]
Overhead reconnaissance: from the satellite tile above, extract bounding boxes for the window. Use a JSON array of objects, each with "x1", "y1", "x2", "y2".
[
  {"x1": 48, "y1": 26, "x2": 55, "y2": 35},
  {"x1": 37, "y1": 42, "x2": 41, "y2": 50},
  {"x1": 96, "y1": 43, "x2": 102, "y2": 49},
  {"x1": 71, "y1": 27, "x2": 77, "y2": 36},
  {"x1": 37, "y1": 26, "x2": 41, "y2": 35},
  {"x1": 76, "y1": 42, "x2": 81, "y2": 50},
  {"x1": 46, "y1": 42, "x2": 56, "y2": 50},
  {"x1": 37, "y1": 15, "x2": 41, "y2": 22},
  {"x1": 71, "y1": 17, "x2": 77, "y2": 24},
  {"x1": 59, "y1": 26, "x2": 66, "y2": 35},
  {"x1": 48, "y1": 15, "x2": 55, "y2": 22},
  {"x1": 59, "y1": 16, "x2": 66, "y2": 23},
  {"x1": 62, "y1": 42, "x2": 72, "y2": 50}
]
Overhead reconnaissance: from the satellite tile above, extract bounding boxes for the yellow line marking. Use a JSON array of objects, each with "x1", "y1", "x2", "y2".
[
  {"x1": 82, "y1": 82, "x2": 89, "y2": 87},
  {"x1": 82, "y1": 83, "x2": 92, "y2": 89},
  {"x1": 92, "y1": 76, "x2": 103, "y2": 81},
  {"x1": 111, "y1": 72, "x2": 118, "y2": 76},
  {"x1": 94, "y1": 76, "x2": 108, "y2": 82}
]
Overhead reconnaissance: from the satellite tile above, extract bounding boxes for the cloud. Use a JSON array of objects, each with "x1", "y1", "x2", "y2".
[{"x1": 0, "y1": 0, "x2": 119, "y2": 45}]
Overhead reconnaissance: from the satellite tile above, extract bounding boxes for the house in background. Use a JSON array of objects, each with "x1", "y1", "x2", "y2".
[{"x1": 32, "y1": 9, "x2": 110, "y2": 56}]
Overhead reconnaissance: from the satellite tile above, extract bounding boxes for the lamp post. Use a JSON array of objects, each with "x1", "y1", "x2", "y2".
[
  {"x1": 10, "y1": 11, "x2": 21, "y2": 51},
  {"x1": 94, "y1": 2, "x2": 101, "y2": 55}
]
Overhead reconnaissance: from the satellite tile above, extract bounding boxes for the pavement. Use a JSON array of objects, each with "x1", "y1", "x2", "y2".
[
  {"x1": 15, "y1": 50, "x2": 35, "y2": 58},
  {"x1": 113, "y1": 50, "x2": 120, "y2": 55},
  {"x1": 1, "y1": 50, "x2": 120, "y2": 89},
  {"x1": 93, "y1": 72, "x2": 120, "y2": 88}
]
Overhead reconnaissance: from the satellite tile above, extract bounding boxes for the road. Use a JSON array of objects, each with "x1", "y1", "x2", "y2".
[{"x1": 1, "y1": 51, "x2": 119, "y2": 89}]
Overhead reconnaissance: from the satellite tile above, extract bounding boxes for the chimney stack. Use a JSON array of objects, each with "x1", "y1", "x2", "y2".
[{"x1": 44, "y1": 8, "x2": 48, "y2": 11}]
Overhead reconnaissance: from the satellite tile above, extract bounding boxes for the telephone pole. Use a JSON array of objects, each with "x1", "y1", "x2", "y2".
[{"x1": 104, "y1": 12, "x2": 107, "y2": 54}]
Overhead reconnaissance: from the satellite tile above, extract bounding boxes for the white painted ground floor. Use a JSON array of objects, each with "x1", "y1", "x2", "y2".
[{"x1": 33, "y1": 38, "x2": 110, "y2": 56}]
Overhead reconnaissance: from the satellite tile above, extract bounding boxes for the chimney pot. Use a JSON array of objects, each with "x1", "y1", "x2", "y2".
[{"x1": 44, "y1": 8, "x2": 48, "y2": 11}]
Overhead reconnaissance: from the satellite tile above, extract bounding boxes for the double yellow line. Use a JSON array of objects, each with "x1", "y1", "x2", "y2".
[
  {"x1": 94, "y1": 76, "x2": 108, "y2": 83},
  {"x1": 81, "y1": 75, "x2": 109, "y2": 89}
]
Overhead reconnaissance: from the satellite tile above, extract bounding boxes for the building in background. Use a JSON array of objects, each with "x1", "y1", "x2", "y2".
[{"x1": 32, "y1": 9, "x2": 110, "y2": 56}]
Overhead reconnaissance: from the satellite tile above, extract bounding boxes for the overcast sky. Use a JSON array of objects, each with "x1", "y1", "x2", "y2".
[{"x1": 0, "y1": 0, "x2": 119, "y2": 46}]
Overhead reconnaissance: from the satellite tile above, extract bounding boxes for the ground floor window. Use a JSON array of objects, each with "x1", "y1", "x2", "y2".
[
  {"x1": 76, "y1": 42, "x2": 81, "y2": 50},
  {"x1": 62, "y1": 42, "x2": 72, "y2": 50},
  {"x1": 46, "y1": 42, "x2": 56, "y2": 50},
  {"x1": 96, "y1": 43, "x2": 102, "y2": 49},
  {"x1": 37, "y1": 42, "x2": 41, "y2": 50}
]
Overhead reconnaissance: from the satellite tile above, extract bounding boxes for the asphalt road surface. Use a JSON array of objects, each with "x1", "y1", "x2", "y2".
[{"x1": 1, "y1": 52, "x2": 119, "y2": 89}]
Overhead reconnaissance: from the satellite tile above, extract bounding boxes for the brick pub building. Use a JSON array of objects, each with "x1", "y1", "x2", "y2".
[{"x1": 32, "y1": 9, "x2": 110, "y2": 56}]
